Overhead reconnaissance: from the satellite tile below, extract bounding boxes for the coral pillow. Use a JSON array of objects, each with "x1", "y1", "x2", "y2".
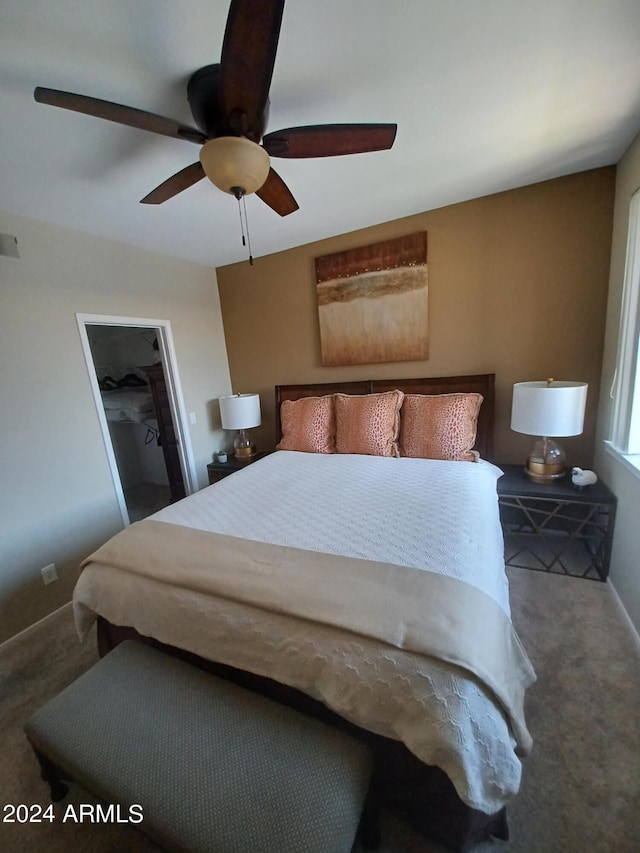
[
  {"x1": 276, "y1": 395, "x2": 336, "y2": 453},
  {"x1": 399, "y1": 393, "x2": 483, "y2": 461},
  {"x1": 335, "y1": 390, "x2": 404, "y2": 457}
]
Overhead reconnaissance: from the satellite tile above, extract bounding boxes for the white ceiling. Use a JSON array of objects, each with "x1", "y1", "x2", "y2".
[{"x1": 2, "y1": 0, "x2": 640, "y2": 269}]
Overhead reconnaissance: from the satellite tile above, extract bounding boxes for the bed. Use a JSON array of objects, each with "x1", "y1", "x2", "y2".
[{"x1": 73, "y1": 373, "x2": 535, "y2": 851}]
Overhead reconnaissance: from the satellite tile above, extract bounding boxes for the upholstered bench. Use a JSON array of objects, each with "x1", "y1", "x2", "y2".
[{"x1": 24, "y1": 641, "x2": 377, "y2": 852}]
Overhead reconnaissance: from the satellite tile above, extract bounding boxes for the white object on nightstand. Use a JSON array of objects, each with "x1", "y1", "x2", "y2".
[{"x1": 571, "y1": 467, "x2": 598, "y2": 487}]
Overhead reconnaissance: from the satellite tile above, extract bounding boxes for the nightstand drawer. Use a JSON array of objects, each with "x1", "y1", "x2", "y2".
[{"x1": 208, "y1": 469, "x2": 233, "y2": 485}]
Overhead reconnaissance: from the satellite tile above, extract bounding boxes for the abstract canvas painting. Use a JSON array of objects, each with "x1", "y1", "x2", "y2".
[{"x1": 315, "y1": 232, "x2": 428, "y2": 367}]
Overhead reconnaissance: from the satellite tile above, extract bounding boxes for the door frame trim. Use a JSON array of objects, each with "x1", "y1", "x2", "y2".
[{"x1": 76, "y1": 313, "x2": 197, "y2": 527}]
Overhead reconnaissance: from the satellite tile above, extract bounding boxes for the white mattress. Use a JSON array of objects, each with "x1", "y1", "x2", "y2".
[
  {"x1": 74, "y1": 451, "x2": 526, "y2": 813},
  {"x1": 155, "y1": 451, "x2": 511, "y2": 613}
]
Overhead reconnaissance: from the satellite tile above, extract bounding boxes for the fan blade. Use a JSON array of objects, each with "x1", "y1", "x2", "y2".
[
  {"x1": 263, "y1": 123, "x2": 398, "y2": 158},
  {"x1": 219, "y1": 0, "x2": 284, "y2": 138},
  {"x1": 140, "y1": 162, "x2": 206, "y2": 204},
  {"x1": 34, "y1": 87, "x2": 207, "y2": 145},
  {"x1": 256, "y1": 168, "x2": 299, "y2": 216}
]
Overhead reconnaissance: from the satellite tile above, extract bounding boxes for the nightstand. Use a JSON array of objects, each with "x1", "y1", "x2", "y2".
[
  {"x1": 207, "y1": 451, "x2": 272, "y2": 485},
  {"x1": 497, "y1": 464, "x2": 617, "y2": 582}
]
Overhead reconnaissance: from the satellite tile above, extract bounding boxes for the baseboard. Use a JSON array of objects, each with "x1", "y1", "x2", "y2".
[
  {"x1": 608, "y1": 581, "x2": 640, "y2": 653},
  {"x1": 0, "y1": 600, "x2": 73, "y2": 652}
]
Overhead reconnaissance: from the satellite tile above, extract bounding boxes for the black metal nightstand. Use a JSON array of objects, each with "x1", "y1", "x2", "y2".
[
  {"x1": 497, "y1": 464, "x2": 617, "y2": 582},
  {"x1": 207, "y1": 451, "x2": 272, "y2": 485}
]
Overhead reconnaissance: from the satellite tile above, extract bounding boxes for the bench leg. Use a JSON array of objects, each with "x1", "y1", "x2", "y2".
[{"x1": 32, "y1": 748, "x2": 69, "y2": 802}]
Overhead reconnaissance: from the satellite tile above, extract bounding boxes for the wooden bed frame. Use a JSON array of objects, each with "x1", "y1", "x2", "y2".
[
  {"x1": 97, "y1": 373, "x2": 508, "y2": 851},
  {"x1": 275, "y1": 373, "x2": 495, "y2": 460}
]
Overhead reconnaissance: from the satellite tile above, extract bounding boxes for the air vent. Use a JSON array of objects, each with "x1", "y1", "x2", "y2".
[{"x1": 0, "y1": 233, "x2": 20, "y2": 259}]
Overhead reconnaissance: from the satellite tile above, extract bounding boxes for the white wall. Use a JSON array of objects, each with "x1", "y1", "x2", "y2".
[
  {"x1": 595, "y1": 131, "x2": 640, "y2": 634},
  {"x1": 0, "y1": 210, "x2": 232, "y2": 642}
]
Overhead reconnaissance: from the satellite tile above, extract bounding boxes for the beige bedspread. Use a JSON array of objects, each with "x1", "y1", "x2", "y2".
[{"x1": 80, "y1": 517, "x2": 535, "y2": 755}]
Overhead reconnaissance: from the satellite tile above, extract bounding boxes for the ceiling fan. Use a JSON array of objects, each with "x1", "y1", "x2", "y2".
[{"x1": 33, "y1": 0, "x2": 397, "y2": 218}]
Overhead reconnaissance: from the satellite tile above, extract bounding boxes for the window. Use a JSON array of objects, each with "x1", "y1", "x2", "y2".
[{"x1": 609, "y1": 188, "x2": 640, "y2": 462}]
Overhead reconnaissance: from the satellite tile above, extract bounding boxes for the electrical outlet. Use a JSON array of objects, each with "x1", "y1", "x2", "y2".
[{"x1": 41, "y1": 563, "x2": 58, "y2": 585}]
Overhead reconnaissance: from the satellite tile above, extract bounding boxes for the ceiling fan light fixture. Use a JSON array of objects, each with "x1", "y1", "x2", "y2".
[{"x1": 199, "y1": 137, "x2": 270, "y2": 197}]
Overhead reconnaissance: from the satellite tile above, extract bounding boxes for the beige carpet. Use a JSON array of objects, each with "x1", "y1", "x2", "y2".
[{"x1": 1, "y1": 567, "x2": 639, "y2": 852}]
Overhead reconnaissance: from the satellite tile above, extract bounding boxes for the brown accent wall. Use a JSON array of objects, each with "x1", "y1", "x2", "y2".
[{"x1": 217, "y1": 168, "x2": 615, "y2": 465}]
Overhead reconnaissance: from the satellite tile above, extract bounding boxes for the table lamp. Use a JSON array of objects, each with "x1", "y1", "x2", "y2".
[
  {"x1": 218, "y1": 393, "x2": 261, "y2": 460},
  {"x1": 511, "y1": 379, "x2": 588, "y2": 483}
]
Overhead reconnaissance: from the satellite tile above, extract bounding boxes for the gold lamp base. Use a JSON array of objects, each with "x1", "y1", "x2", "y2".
[
  {"x1": 234, "y1": 444, "x2": 256, "y2": 461},
  {"x1": 524, "y1": 458, "x2": 566, "y2": 484},
  {"x1": 234, "y1": 428, "x2": 256, "y2": 461},
  {"x1": 523, "y1": 436, "x2": 567, "y2": 483}
]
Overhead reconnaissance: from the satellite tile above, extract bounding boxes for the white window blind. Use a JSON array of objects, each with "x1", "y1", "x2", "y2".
[{"x1": 610, "y1": 188, "x2": 640, "y2": 457}]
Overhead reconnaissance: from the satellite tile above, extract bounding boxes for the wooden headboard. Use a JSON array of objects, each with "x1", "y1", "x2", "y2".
[{"x1": 275, "y1": 373, "x2": 495, "y2": 461}]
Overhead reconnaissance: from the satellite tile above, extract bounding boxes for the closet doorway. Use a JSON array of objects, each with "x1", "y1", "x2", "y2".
[{"x1": 77, "y1": 314, "x2": 197, "y2": 526}]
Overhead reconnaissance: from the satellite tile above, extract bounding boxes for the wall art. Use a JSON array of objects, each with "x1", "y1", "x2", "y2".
[{"x1": 315, "y1": 232, "x2": 428, "y2": 366}]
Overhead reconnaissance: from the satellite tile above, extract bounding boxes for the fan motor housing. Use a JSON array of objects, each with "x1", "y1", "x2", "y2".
[{"x1": 187, "y1": 64, "x2": 269, "y2": 142}]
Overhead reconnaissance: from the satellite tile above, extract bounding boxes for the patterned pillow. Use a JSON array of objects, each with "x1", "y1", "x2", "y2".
[
  {"x1": 276, "y1": 395, "x2": 336, "y2": 453},
  {"x1": 334, "y1": 390, "x2": 404, "y2": 457},
  {"x1": 399, "y1": 393, "x2": 483, "y2": 461}
]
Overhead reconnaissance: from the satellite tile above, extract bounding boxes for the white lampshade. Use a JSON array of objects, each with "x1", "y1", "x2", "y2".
[
  {"x1": 511, "y1": 381, "x2": 588, "y2": 437},
  {"x1": 200, "y1": 137, "x2": 270, "y2": 196},
  {"x1": 219, "y1": 394, "x2": 261, "y2": 430}
]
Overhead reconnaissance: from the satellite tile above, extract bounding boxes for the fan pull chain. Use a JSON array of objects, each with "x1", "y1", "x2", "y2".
[
  {"x1": 236, "y1": 194, "x2": 245, "y2": 246},
  {"x1": 234, "y1": 190, "x2": 254, "y2": 266},
  {"x1": 242, "y1": 194, "x2": 253, "y2": 266}
]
